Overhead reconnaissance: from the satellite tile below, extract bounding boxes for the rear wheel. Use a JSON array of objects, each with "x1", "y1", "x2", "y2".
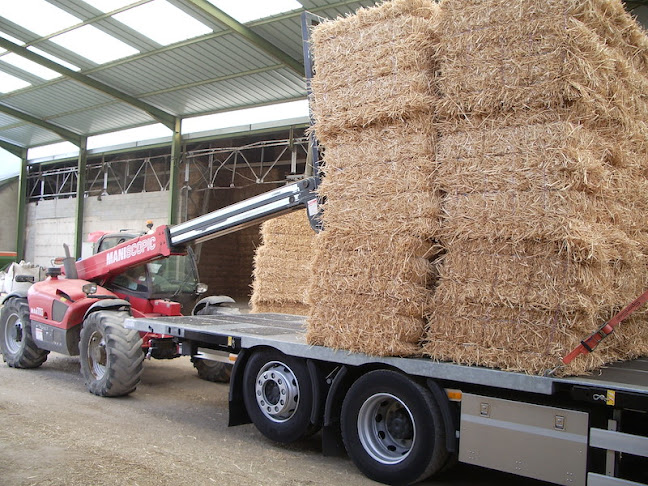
[
  {"x1": 190, "y1": 304, "x2": 236, "y2": 383},
  {"x1": 341, "y1": 370, "x2": 448, "y2": 485},
  {"x1": 79, "y1": 310, "x2": 143, "y2": 397},
  {"x1": 242, "y1": 349, "x2": 318, "y2": 443},
  {"x1": 0, "y1": 297, "x2": 48, "y2": 368}
]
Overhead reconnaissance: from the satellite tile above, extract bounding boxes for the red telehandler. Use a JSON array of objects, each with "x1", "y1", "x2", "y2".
[{"x1": 0, "y1": 177, "x2": 318, "y2": 396}]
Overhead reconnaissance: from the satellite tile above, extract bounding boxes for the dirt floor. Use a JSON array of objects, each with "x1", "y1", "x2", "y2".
[{"x1": 0, "y1": 353, "x2": 554, "y2": 486}]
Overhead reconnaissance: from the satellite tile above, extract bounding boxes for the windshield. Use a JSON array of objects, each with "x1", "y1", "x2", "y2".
[
  {"x1": 147, "y1": 254, "x2": 198, "y2": 295},
  {"x1": 111, "y1": 253, "x2": 198, "y2": 297}
]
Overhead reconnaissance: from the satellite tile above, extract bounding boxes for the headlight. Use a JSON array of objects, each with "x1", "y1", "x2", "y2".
[
  {"x1": 196, "y1": 283, "x2": 208, "y2": 294},
  {"x1": 82, "y1": 283, "x2": 98, "y2": 296}
]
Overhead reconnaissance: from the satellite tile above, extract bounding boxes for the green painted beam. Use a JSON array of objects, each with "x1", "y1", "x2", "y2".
[
  {"x1": 16, "y1": 148, "x2": 28, "y2": 261},
  {"x1": 74, "y1": 138, "x2": 88, "y2": 260},
  {"x1": 0, "y1": 139, "x2": 25, "y2": 158},
  {"x1": 0, "y1": 103, "x2": 84, "y2": 146},
  {"x1": 185, "y1": 0, "x2": 305, "y2": 75},
  {"x1": 168, "y1": 118, "x2": 182, "y2": 225},
  {"x1": 0, "y1": 37, "x2": 177, "y2": 130}
]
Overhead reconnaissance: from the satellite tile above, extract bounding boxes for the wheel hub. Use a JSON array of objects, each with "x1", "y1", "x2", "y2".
[
  {"x1": 87, "y1": 331, "x2": 107, "y2": 379},
  {"x1": 4, "y1": 312, "x2": 24, "y2": 354},
  {"x1": 255, "y1": 361, "x2": 300, "y2": 423},
  {"x1": 358, "y1": 393, "x2": 415, "y2": 465}
]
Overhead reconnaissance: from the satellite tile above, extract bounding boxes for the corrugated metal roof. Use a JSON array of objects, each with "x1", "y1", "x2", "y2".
[{"x1": 0, "y1": 0, "x2": 378, "y2": 152}]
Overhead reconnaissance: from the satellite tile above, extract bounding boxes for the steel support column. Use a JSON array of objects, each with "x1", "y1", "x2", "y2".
[
  {"x1": 74, "y1": 138, "x2": 88, "y2": 259},
  {"x1": 16, "y1": 148, "x2": 28, "y2": 261},
  {"x1": 168, "y1": 118, "x2": 182, "y2": 225}
]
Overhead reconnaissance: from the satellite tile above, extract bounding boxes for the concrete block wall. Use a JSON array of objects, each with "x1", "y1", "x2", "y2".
[{"x1": 25, "y1": 192, "x2": 168, "y2": 266}]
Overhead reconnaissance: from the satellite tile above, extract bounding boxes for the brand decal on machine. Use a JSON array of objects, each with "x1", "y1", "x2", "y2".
[
  {"x1": 31, "y1": 307, "x2": 44, "y2": 317},
  {"x1": 106, "y1": 236, "x2": 157, "y2": 265}
]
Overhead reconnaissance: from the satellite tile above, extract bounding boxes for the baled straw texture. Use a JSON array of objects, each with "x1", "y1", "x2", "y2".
[
  {"x1": 309, "y1": 0, "x2": 440, "y2": 143},
  {"x1": 436, "y1": 0, "x2": 648, "y2": 138},
  {"x1": 425, "y1": 304, "x2": 648, "y2": 376},
  {"x1": 424, "y1": 0, "x2": 648, "y2": 375},
  {"x1": 306, "y1": 0, "x2": 442, "y2": 357},
  {"x1": 250, "y1": 211, "x2": 315, "y2": 315},
  {"x1": 306, "y1": 231, "x2": 430, "y2": 356}
]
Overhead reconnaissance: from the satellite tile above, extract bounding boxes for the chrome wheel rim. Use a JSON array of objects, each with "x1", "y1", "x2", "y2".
[
  {"x1": 357, "y1": 393, "x2": 415, "y2": 465},
  {"x1": 254, "y1": 360, "x2": 300, "y2": 423}
]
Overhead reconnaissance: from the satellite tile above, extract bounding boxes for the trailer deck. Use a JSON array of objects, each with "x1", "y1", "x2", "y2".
[{"x1": 126, "y1": 313, "x2": 648, "y2": 398}]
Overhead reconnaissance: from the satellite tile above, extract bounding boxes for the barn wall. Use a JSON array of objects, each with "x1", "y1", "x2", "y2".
[{"x1": 25, "y1": 191, "x2": 168, "y2": 266}]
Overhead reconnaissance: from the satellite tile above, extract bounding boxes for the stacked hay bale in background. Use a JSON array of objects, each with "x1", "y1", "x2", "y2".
[
  {"x1": 250, "y1": 211, "x2": 315, "y2": 315},
  {"x1": 425, "y1": 0, "x2": 648, "y2": 374},
  {"x1": 305, "y1": 0, "x2": 441, "y2": 356}
]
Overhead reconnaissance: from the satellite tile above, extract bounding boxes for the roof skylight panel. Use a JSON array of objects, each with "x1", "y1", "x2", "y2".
[
  {"x1": 1, "y1": 0, "x2": 82, "y2": 37},
  {"x1": 0, "y1": 71, "x2": 31, "y2": 93},
  {"x1": 81, "y1": 0, "x2": 136, "y2": 12},
  {"x1": 50, "y1": 25, "x2": 139, "y2": 64},
  {"x1": 206, "y1": 0, "x2": 302, "y2": 23},
  {"x1": 112, "y1": 0, "x2": 212, "y2": 46},
  {"x1": 0, "y1": 53, "x2": 61, "y2": 80}
]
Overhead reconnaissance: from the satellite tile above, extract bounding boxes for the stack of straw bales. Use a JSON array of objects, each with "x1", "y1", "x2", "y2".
[
  {"x1": 250, "y1": 0, "x2": 648, "y2": 375},
  {"x1": 250, "y1": 211, "x2": 315, "y2": 315},
  {"x1": 425, "y1": 0, "x2": 648, "y2": 374},
  {"x1": 305, "y1": 0, "x2": 441, "y2": 356}
]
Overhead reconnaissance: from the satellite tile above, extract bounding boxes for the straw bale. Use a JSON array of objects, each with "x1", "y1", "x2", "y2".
[
  {"x1": 319, "y1": 190, "x2": 440, "y2": 238},
  {"x1": 424, "y1": 303, "x2": 648, "y2": 375},
  {"x1": 437, "y1": 121, "x2": 610, "y2": 195},
  {"x1": 436, "y1": 1, "x2": 648, "y2": 126},
  {"x1": 249, "y1": 302, "x2": 311, "y2": 316},
  {"x1": 432, "y1": 240, "x2": 646, "y2": 313},
  {"x1": 306, "y1": 298, "x2": 424, "y2": 357},
  {"x1": 440, "y1": 190, "x2": 641, "y2": 263},
  {"x1": 309, "y1": 0, "x2": 440, "y2": 142},
  {"x1": 250, "y1": 211, "x2": 315, "y2": 314},
  {"x1": 438, "y1": 0, "x2": 648, "y2": 73},
  {"x1": 306, "y1": 224, "x2": 435, "y2": 354}
]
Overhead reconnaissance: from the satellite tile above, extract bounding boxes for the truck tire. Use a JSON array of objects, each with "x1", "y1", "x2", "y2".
[
  {"x1": 191, "y1": 355, "x2": 232, "y2": 382},
  {"x1": 242, "y1": 349, "x2": 318, "y2": 443},
  {"x1": 0, "y1": 297, "x2": 49, "y2": 368},
  {"x1": 340, "y1": 370, "x2": 448, "y2": 485},
  {"x1": 190, "y1": 304, "x2": 234, "y2": 383},
  {"x1": 79, "y1": 310, "x2": 143, "y2": 397}
]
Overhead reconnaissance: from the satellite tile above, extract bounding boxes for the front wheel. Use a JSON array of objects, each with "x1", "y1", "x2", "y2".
[
  {"x1": 242, "y1": 349, "x2": 319, "y2": 443},
  {"x1": 79, "y1": 310, "x2": 143, "y2": 397},
  {"x1": 0, "y1": 297, "x2": 49, "y2": 368},
  {"x1": 341, "y1": 370, "x2": 448, "y2": 485},
  {"x1": 191, "y1": 304, "x2": 236, "y2": 383}
]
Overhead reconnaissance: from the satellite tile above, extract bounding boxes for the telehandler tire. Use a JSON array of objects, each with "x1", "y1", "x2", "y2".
[
  {"x1": 190, "y1": 304, "x2": 235, "y2": 383},
  {"x1": 0, "y1": 297, "x2": 49, "y2": 368},
  {"x1": 79, "y1": 310, "x2": 143, "y2": 397}
]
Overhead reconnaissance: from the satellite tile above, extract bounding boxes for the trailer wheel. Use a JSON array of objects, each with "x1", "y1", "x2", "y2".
[
  {"x1": 79, "y1": 310, "x2": 143, "y2": 397},
  {"x1": 242, "y1": 349, "x2": 317, "y2": 443},
  {"x1": 190, "y1": 304, "x2": 234, "y2": 383},
  {"x1": 341, "y1": 370, "x2": 448, "y2": 485},
  {"x1": 0, "y1": 297, "x2": 49, "y2": 368}
]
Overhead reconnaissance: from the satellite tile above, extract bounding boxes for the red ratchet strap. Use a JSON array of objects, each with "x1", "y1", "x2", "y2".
[{"x1": 563, "y1": 288, "x2": 648, "y2": 365}]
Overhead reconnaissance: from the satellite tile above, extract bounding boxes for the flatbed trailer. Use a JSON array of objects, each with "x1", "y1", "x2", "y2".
[{"x1": 127, "y1": 312, "x2": 648, "y2": 486}]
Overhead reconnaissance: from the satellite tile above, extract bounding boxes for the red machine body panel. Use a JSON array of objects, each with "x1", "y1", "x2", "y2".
[{"x1": 27, "y1": 276, "x2": 114, "y2": 330}]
